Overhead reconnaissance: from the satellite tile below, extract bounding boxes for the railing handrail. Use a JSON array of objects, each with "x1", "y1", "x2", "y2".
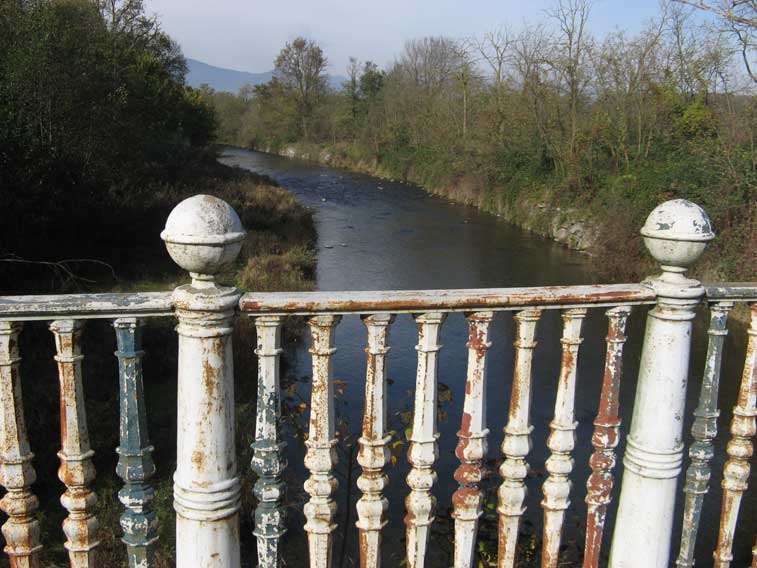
[
  {"x1": 704, "y1": 283, "x2": 757, "y2": 302},
  {"x1": 0, "y1": 283, "x2": 754, "y2": 321},
  {"x1": 239, "y1": 283, "x2": 657, "y2": 315},
  {"x1": 0, "y1": 291, "x2": 174, "y2": 320}
]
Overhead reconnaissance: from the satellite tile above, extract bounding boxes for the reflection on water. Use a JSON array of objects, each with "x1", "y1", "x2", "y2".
[{"x1": 221, "y1": 148, "x2": 753, "y2": 567}]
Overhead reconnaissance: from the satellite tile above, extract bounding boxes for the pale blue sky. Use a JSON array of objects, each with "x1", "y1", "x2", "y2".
[{"x1": 144, "y1": 0, "x2": 701, "y2": 74}]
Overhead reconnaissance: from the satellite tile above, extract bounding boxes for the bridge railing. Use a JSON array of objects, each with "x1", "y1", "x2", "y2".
[{"x1": 0, "y1": 195, "x2": 754, "y2": 568}]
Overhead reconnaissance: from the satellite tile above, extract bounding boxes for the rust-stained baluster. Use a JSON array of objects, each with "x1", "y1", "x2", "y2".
[
  {"x1": 497, "y1": 309, "x2": 541, "y2": 568},
  {"x1": 405, "y1": 312, "x2": 446, "y2": 568},
  {"x1": 582, "y1": 306, "x2": 630, "y2": 568},
  {"x1": 50, "y1": 320, "x2": 99, "y2": 567},
  {"x1": 713, "y1": 303, "x2": 757, "y2": 568},
  {"x1": 305, "y1": 315, "x2": 341, "y2": 568},
  {"x1": 452, "y1": 311, "x2": 494, "y2": 568},
  {"x1": 356, "y1": 314, "x2": 394, "y2": 568},
  {"x1": 542, "y1": 308, "x2": 587, "y2": 568},
  {"x1": 0, "y1": 322, "x2": 42, "y2": 568},
  {"x1": 252, "y1": 315, "x2": 287, "y2": 568},
  {"x1": 676, "y1": 302, "x2": 732, "y2": 568}
]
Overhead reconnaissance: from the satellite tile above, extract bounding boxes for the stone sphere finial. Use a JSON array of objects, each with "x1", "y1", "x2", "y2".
[
  {"x1": 640, "y1": 199, "x2": 714, "y2": 277},
  {"x1": 161, "y1": 195, "x2": 246, "y2": 286}
]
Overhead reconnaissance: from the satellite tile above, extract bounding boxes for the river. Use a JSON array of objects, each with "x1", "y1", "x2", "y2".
[{"x1": 220, "y1": 147, "x2": 753, "y2": 567}]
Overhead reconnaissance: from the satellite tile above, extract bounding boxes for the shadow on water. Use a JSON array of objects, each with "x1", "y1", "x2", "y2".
[{"x1": 221, "y1": 148, "x2": 755, "y2": 568}]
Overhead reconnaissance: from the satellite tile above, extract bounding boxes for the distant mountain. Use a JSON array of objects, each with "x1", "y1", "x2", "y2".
[{"x1": 186, "y1": 58, "x2": 347, "y2": 93}]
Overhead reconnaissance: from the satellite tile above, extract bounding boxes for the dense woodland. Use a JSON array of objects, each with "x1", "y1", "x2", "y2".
[
  {"x1": 0, "y1": 0, "x2": 215, "y2": 290},
  {"x1": 208, "y1": 0, "x2": 757, "y2": 281}
]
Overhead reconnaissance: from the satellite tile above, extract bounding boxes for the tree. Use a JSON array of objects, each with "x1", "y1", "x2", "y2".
[
  {"x1": 674, "y1": 0, "x2": 757, "y2": 82},
  {"x1": 548, "y1": 0, "x2": 594, "y2": 180},
  {"x1": 274, "y1": 37, "x2": 328, "y2": 139},
  {"x1": 345, "y1": 57, "x2": 361, "y2": 127},
  {"x1": 360, "y1": 61, "x2": 385, "y2": 100}
]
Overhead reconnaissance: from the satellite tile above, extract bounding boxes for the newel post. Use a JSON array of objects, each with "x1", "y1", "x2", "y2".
[
  {"x1": 609, "y1": 200, "x2": 714, "y2": 568},
  {"x1": 161, "y1": 195, "x2": 246, "y2": 568}
]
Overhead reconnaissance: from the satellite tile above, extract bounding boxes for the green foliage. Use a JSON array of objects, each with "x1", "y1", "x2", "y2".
[
  {"x1": 0, "y1": 0, "x2": 217, "y2": 260},
  {"x1": 674, "y1": 98, "x2": 718, "y2": 140}
]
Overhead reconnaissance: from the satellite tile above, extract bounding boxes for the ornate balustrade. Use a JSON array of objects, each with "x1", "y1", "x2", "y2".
[{"x1": 0, "y1": 195, "x2": 754, "y2": 568}]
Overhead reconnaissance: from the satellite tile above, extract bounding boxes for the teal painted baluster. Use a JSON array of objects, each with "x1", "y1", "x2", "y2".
[
  {"x1": 676, "y1": 302, "x2": 732, "y2": 568},
  {"x1": 114, "y1": 318, "x2": 157, "y2": 567},
  {"x1": 252, "y1": 315, "x2": 287, "y2": 567}
]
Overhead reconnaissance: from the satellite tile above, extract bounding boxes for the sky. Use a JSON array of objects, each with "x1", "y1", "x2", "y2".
[{"x1": 143, "y1": 0, "x2": 690, "y2": 75}]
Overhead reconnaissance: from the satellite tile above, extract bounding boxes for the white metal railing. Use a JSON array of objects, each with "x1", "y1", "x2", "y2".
[{"x1": 0, "y1": 195, "x2": 754, "y2": 568}]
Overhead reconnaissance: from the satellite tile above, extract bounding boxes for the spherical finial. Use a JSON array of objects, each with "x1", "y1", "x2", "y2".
[
  {"x1": 161, "y1": 195, "x2": 245, "y2": 285},
  {"x1": 640, "y1": 199, "x2": 714, "y2": 274}
]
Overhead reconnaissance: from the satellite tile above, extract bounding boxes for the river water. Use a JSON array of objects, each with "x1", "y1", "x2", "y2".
[{"x1": 220, "y1": 147, "x2": 753, "y2": 567}]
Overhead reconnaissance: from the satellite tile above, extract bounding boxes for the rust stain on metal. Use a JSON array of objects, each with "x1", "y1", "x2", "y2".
[
  {"x1": 240, "y1": 284, "x2": 656, "y2": 315},
  {"x1": 0, "y1": 321, "x2": 43, "y2": 566},
  {"x1": 583, "y1": 307, "x2": 630, "y2": 568},
  {"x1": 713, "y1": 303, "x2": 757, "y2": 568},
  {"x1": 451, "y1": 312, "x2": 493, "y2": 568},
  {"x1": 50, "y1": 320, "x2": 100, "y2": 566}
]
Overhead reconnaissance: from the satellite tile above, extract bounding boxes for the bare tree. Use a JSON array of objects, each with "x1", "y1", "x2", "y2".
[
  {"x1": 674, "y1": 0, "x2": 757, "y2": 82},
  {"x1": 452, "y1": 39, "x2": 479, "y2": 139},
  {"x1": 547, "y1": 0, "x2": 594, "y2": 174},
  {"x1": 478, "y1": 26, "x2": 514, "y2": 142},
  {"x1": 345, "y1": 57, "x2": 361, "y2": 125}
]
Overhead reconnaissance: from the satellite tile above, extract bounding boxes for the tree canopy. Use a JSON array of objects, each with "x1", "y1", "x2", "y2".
[{"x1": 0, "y1": 0, "x2": 215, "y2": 196}]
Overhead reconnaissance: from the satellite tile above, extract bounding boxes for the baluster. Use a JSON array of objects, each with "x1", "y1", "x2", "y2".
[
  {"x1": 542, "y1": 308, "x2": 586, "y2": 568},
  {"x1": 713, "y1": 303, "x2": 757, "y2": 568},
  {"x1": 304, "y1": 315, "x2": 341, "y2": 568},
  {"x1": 752, "y1": 537, "x2": 757, "y2": 568},
  {"x1": 0, "y1": 322, "x2": 42, "y2": 568},
  {"x1": 356, "y1": 314, "x2": 394, "y2": 568},
  {"x1": 114, "y1": 318, "x2": 157, "y2": 568},
  {"x1": 452, "y1": 311, "x2": 494, "y2": 568},
  {"x1": 405, "y1": 312, "x2": 446, "y2": 568},
  {"x1": 252, "y1": 315, "x2": 287, "y2": 568},
  {"x1": 582, "y1": 307, "x2": 630, "y2": 568},
  {"x1": 50, "y1": 319, "x2": 99, "y2": 567},
  {"x1": 676, "y1": 302, "x2": 732, "y2": 568},
  {"x1": 497, "y1": 309, "x2": 541, "y2": 568}
]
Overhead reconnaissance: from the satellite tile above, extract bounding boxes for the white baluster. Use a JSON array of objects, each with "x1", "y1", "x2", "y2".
[
  {"x1": 405, "y1": 312, "x2": 446, "y2": 568},
  {"x1": 304, "y1": 315, "x2": 341, "y2": 568},
  {"x1": 497, "y1": 309, "x2": 541, "y2": 568},
  {"x1": 356, "y1": 314, "x2": 394, "y2": 568},
  {"x1": 541, "y1": 308, "x2": 586, "y2": 568}
]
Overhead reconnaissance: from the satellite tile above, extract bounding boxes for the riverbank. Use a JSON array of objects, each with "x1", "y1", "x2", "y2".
[
  {"x1": 260, "y1": 141, "x2": 754, "y2": 288},
  {"x1": 0, "y1": 159, "x2": 317, "y2": 296}
]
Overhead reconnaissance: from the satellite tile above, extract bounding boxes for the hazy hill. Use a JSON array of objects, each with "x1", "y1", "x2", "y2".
[{"x1": 187, "y1": 58, "x2": 346, "y2": 93}]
